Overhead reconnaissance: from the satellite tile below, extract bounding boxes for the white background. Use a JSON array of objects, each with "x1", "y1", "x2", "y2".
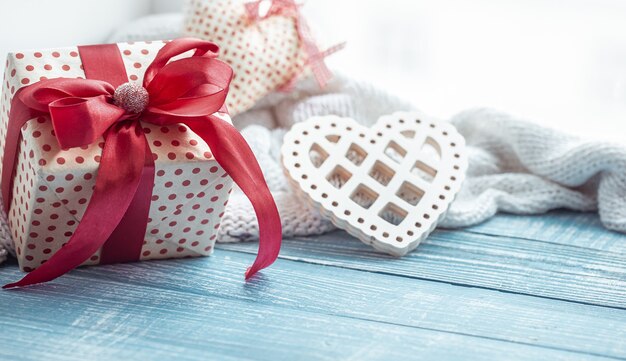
[{"x1": 1, "y1": 0, "x2": 625, "y2": 141}]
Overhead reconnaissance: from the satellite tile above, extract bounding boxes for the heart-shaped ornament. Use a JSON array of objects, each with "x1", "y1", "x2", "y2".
[
  {"x1": 282, "y1": 112, "x2": 468, "y2": 256},
  {"x1": 184, "y1": 0, "x2": 305, "y2": 116}
]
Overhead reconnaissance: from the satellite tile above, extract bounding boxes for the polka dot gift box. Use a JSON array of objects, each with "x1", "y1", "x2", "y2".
[
  {"x1": 0, "y1": 39, "x2": 281, "y2": 287},
  {"x1": 183, "y1": 0, "x2": 344, "y2": 116}
]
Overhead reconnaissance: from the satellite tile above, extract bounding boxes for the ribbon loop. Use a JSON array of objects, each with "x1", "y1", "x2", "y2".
[
  {"x1": 143, "y1": 38, "x2": 220, "y2": 86},
  {"x1": 49, "y1": 95, "x2": 126, "y2": 149},
  {"x1": 19, "y1": 78, "x2": 114, "y2": 112},
  {"x1": 145, "y1": 57, "x2": 232, "y2": 119}
]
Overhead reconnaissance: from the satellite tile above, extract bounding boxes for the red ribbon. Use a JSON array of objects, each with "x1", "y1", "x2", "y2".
[
  {"x1": 244, "y1": 0, "x2": 345, "y2": 89},
  {"x1": 2, "y1": 38, "x2": 282, "y2": 288}
]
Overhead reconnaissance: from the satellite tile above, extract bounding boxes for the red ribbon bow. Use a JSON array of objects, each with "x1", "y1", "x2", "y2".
[
  {"x1": 244, "y1": 0, "x2": 345, "y2": 89},
  {"x1": 2, "y1": 38, "x2": 282, "y2": 288}
]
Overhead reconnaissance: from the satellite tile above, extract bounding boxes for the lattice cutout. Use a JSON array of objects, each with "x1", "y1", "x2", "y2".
[
  {"x1": 282, "y1": 112, "x2": 468, "y2": 256},
  {"x1": 346, "y1": 143, "x2": 367, "y2": 166},
  {"x1": 309, "y1": 143, "x2": 328, "y2": 168}
]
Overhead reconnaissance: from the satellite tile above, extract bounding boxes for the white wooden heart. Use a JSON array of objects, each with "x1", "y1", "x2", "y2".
[{"x1": 281, "y1": 112, "x2": 468, "y2": 256}]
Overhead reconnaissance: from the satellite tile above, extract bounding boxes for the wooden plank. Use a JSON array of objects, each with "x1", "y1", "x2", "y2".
[
  {"x1": 78, "y1": 252, "x2": 626, "y2": 359},
  {"x1": 0, "y1": 259, "x2": 618, "y2": 361},
  {"x1": 219, "y1": 227, "x2": 626, "y2": 309},
  {"x1": 0, "y1": 304, "x2": 612, "y2": 361},
  {"x1": 464, "y1": 212, "x2": 626, "y2": 254},
  {"x1": 2, "y1": 249, "x2": 626, "y2": 359},
  {"x1": 0, "y1": 319, "x2": 243, "y2": 361}
]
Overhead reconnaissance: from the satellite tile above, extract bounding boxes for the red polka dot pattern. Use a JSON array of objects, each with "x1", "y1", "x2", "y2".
[
  {"x1": 0, "y1": 42, "x2": 233, "y2": 271},
  {"x1": 183, "y1": 0, "x2": 307, "y2": 116}
]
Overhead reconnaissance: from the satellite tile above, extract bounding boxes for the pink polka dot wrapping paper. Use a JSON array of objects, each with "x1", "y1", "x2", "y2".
[
  {"x1": 183, "y1": 0, "x2": 308, "y2": 116},
  {"x1": 0, "y1": 41, "x2": 233, "y2": 272}
]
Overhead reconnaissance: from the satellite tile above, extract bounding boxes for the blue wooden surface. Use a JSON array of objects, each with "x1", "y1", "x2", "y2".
[{"x1": 0, "y1": 211, "x2": 625, "y2": 360}]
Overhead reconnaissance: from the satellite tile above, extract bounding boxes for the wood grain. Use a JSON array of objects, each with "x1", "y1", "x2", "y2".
[
  {"x1": 0, "y1": 212, "x2": 624, "y2": 360},
  {"x1": 63, "y1": 252, "x2": 626, "y2": 358},
  {"x1": 0, "y1": 255, "x2": 621, "y2": 361},
  {"x1": 465, "y1": 211, "x2": 626, "y2": 254},
  {"x1": 220, "y1": 226, "x2": 626, "y2": 309}
]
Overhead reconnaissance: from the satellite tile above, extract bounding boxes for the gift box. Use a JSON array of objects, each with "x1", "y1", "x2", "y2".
[
  {"x1": 0, "y1": 40, "x2": 233, "y2": 272},
  {"x1": 0, "y1": 38, "x2": 281, "y2": 287},
  {"x1": 183, "y1": 0, "x2": 343, "y2": 116}
]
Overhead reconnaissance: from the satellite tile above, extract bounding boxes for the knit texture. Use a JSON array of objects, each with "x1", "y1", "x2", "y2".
[{"x1": 0, "y1": 204, "x2": 9, "y2": 264}]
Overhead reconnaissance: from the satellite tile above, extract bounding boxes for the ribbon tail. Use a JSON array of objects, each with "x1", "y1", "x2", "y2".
[
  {"x1": 99, "y1": 136, "x2": 154, "y2": 264},
  {"x1": 186, "y1": 116, "x2": 282, "y2": 279},
  {"x1": 3, "y1": 122, "x2": 147, "y2": 288}
]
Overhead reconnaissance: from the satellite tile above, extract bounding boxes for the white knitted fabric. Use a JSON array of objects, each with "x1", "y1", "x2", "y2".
[{"x1": 0, "y1": 204, "x2": 9, "y2": 263}]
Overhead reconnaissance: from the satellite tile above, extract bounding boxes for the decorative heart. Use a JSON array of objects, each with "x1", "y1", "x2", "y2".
[
  {"x1": 184, "y1": 0, "x2": 305, "y2": 115},
  {"x1": 281, "y1": 112, "x2": 468, "y2": 256}
]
